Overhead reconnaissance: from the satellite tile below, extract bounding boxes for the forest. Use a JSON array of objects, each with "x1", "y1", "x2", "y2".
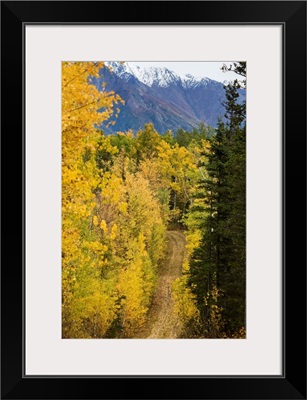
[{"x1": 62, "y1": 61, "x2": 246, "y2": 339}]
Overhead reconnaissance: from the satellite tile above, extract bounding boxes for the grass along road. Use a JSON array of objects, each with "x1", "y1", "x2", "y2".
[{"x1": 136, "y1": 230, "x2": 186, "y2": 339}]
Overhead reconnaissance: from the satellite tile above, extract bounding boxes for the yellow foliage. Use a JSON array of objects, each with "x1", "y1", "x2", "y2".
[
  {"x1": 117, "y1": 234, "x2": 155, "y2": 336},
  {"x1": 62, "y1": 62, "x2": 123, "y2": 338},
  {"x1": 185, "y1": 229, "x2": 202, "y2": 255},
  {"x1": 172, "y1": 274, "x2": 199, "y2": 323},
  {"x1": 110, "y1": 224, "x2": 118, "y2": 240},
  {"x1": 172, "y1": 230, "x2": 201, "y2": 327},
  {"x1": 100, "y1": 219, "x2": 108, "y2": 233},
  {"x1": 62, "y1": 62, "x2": 122, "y2": 164}
]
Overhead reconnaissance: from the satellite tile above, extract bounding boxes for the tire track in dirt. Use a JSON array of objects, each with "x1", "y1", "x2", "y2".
[{"x1": 136, "y1": 230, "x2": 186, "y2": 339}]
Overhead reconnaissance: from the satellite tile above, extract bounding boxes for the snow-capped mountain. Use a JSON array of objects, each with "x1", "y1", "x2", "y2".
[
  {"x1": 105, "y1": 62, "x2": 182, "y2": 87},
  {"x1": 181, "y1": 73, "x2": 210, "y2": 89},
  {"x1": 92, "y1": 62, "x2": 245, "y2": 134}
]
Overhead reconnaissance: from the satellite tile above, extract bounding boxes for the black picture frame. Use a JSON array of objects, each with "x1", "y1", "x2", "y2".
[{"x1": 1, "y1": 1, "x2": 306, "y2": 399}]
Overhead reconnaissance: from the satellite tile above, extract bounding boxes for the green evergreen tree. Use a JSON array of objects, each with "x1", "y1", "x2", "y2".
[
  {"x1": 187, "y1": 62, "x2": 246, "y2": 336},
  {"x1": 188, "y1": 119, "x2": 232, "y2": 335},
  {"x1": 221, "y1": 65, "x2": 246, "y2": 333}
]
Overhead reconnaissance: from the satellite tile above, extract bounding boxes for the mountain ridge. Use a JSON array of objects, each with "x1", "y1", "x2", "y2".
[{"x1": 92, "y1": 62, "x2": 245, "y2": 134}]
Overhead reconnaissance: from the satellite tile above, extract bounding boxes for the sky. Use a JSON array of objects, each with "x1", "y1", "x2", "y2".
[{"x1": 128, "y1": 61, "x2": 242, "y2": 83}]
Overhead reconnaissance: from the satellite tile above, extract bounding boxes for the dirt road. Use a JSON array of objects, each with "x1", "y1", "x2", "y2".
[{"x1": 137, "y1": 230, "x2": 186, "y2": 339}]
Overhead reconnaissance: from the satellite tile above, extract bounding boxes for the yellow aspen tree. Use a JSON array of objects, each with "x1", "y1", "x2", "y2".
[
  {"x1": 62, "y1": 62, "x2": 123, "y2": 338},
  {"x1": 117, "y1": 234, "x2": 155, "y2": 336}
]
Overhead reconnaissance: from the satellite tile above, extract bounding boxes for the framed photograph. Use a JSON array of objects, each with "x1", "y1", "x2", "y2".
[{"x1": 1, "y1": 1, "x2": 306, "y2": 399}]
